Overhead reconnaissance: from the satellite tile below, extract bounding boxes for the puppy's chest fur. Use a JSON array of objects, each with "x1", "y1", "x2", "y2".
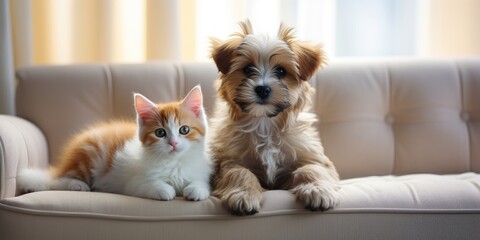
[{"x1": 234, "y1": 117, "x2": 297, "y2": 189}]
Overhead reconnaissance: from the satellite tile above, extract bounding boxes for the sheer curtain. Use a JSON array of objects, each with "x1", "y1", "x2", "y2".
[
  {"x1": 29, "y1": 0, "x2": 183, "y2": 64},
  {"x1": 1, "y1": 0, "x2": 187, "y2": 115},
  {"x1": 194, "y1": 0, "x2": 480, "y2": 58},
  {"x1": 1, "y1": 0, "x2": 480, "y2": 114}
]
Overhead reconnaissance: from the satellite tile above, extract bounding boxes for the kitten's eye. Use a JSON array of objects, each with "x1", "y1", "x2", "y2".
[
  {"x1": 179, "y1": 125, "x2": 190, "y2": 135},
  {"x1": 243, "y1": 64, "x2": 255, "y2": 76},
  {"x1": 154, "y1": 128, "x2": 166, "y2": 138},
  {"x1": 275, "y1": 66, "x2": 287, "y2": 78}
]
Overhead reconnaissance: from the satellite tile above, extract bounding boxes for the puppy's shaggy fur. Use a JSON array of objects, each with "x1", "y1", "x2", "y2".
[{"x1": 209, "y1": 20, "x2": 341, "y2": 216}]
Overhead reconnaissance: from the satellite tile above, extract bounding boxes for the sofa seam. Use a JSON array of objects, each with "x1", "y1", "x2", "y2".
[
  {"x1": 0, "y1": 134, "x2": 6, "y2": 199},
  {"x1": 1, "y1": 202, "x2": 479, "y2": 223},
  {"x1": 455, "y1": 60, "x2": 472, "y2": 171},
  {"x1": 102, "y1": 64, "x2": 114, "y2": 118},
  {"x1": 404, "y1": 182, "x2": 420, "y2": 206},
  {"x1": 386, "y1": 62, "x2": 396, "y2": 175},
  {"x1": 174, "y1": 62, "x2": 186, "y2": 100}
]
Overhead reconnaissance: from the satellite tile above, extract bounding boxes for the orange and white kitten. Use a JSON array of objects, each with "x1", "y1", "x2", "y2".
[{"x1": 18, "y1": 86, "x2": 212, "y2": 201}]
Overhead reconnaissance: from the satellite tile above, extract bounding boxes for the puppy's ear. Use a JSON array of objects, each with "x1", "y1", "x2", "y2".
[
  {"x1": 278, "y1": 23, "x2": 326, "y2": 81},
  {"x1": 238, "y1": 19, "x2": 253, "y2": 36},
  {"x1": 211, "y1": 20, "x2": 252, "y2": 75},
  {"x1": 211, "y1": 37, "x2": 240, "y2": 75},
  {"x1": 292, "y1": 42, "x2": 326, "y2": 81}
]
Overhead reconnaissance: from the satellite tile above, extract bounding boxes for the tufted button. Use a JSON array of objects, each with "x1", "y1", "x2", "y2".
[
  {"x1": 460, "y1": 111, "x2": 470, "y2": 121},
  {"x1": 385, "y1": 113, "x2": 394, "y2": 124}
]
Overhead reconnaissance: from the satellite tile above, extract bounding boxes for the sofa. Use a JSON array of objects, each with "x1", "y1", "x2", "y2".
[{"x1": 1, "y1": 58, "x2": 479, "y2": 240}]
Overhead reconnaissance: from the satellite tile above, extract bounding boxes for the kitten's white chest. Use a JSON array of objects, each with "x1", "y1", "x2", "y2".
[{"x1": 149, "y1": 160, "x2": 187, "y2": 194}]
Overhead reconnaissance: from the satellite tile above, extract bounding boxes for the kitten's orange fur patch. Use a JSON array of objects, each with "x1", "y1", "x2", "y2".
[{"x1": 53, "y1": 121, "x2": 136, "y2": 184}]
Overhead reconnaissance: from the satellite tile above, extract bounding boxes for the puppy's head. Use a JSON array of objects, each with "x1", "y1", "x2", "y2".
[{"x1": 211, "y1": 20, "x2": 325, "y2": 118}]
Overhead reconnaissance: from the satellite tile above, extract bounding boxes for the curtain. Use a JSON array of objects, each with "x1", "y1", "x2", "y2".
[
  {"x1": 422, "y1": 0, "x2": 480, "y2": 56},
  {"x1": 0, "y1": 0, "x2": 15, "y2": 115},
  {"x1": 1, "y1": 0, "x2": 480, "y2": 115},
  {"x1": 30, "y1": 0, "x2": 185, "y2": 64},
  {"x1": 1, "y1": 0, "x2": 190, "y2": 115}
]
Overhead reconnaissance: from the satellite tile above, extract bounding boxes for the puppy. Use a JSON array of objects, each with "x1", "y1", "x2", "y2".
[{"x1": 209, "y1": 20, "x2": 341, "y2": 216}]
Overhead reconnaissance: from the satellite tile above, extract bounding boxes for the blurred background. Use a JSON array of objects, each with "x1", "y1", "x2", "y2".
[{"x1": 1, "y1": 0, "x2": 480, "y2": 114}]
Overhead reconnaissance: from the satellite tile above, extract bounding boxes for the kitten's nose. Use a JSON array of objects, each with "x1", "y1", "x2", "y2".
[
  {"x1": 169, "y1": 141, "x2": 178, "y2": 148},
  {"x1": 255, "y1": 86, "x2": 271, "y2": 100}
]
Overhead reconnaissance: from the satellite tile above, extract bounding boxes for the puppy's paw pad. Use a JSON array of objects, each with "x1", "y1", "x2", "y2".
[
  {"x1": 293, "y1": 183, "x2": 341, "y2": 211},
  {"x1": 223, "y1": 189, "x2": 263, "y2": 216},
  {"x1": 183, "y1": 185, "x2": 210, "y2": 201}
]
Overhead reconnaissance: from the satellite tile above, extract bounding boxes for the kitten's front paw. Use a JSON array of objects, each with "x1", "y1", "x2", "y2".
[
  {"x1": 183, "y1": 184, "x2": 210, "y2": 201},
  {"x1": 66, "y1": 179, "x2": 90, "y2": 191},
  {"x1": 221, "y1": 189, "x2": 263, "y2": 216},
  {"x1": 155, "y1": 185, "x2": 176, "y2": 201},
  {"x1": 292, "y1": 182, "x2": 341, "y2": 211}
]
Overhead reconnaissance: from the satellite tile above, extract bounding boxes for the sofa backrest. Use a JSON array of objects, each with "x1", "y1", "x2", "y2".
[{"x1": 15, "y1": 59, "x2": 480, "y2": 179}]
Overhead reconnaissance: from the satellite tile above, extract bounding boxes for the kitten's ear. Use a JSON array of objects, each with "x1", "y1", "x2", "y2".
[
  {"x1": 134, "y1": 93, "x2": 157, "y2": 121},
  {"x1": 181, "y1": 85, "x2": 203, "y2": 118}
]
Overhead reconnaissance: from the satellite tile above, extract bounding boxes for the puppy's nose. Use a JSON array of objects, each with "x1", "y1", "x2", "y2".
[{"x1": 255, "y1": 86, "x2": 271, "y2": 100}]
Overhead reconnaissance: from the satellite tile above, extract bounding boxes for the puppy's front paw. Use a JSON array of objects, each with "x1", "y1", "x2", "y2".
[
  {"x1": 183, "y1": 183, "x2": 210, "y2": 201},
  {"x1": 293, "y1": 182, "x2": 341, "y2": 211},
  {"x1": 222, "y1": 189, "x2": 263, "y2": 216}
]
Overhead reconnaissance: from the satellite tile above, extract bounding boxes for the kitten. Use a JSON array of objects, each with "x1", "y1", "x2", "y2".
[{"x1": 17, "y1": 85, "x2": 212, "y2": 201}]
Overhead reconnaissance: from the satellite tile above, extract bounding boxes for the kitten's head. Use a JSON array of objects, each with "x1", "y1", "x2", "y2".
[{"x1": 134, "y1": 85, "x2": 207, "y2": 158}]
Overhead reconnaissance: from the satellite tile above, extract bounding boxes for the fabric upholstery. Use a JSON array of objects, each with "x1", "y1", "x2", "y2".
[
  {"x1": 1, "y1": 209, "x2": 477, "y2": 240},
  {"x1": 3, "y1": 173, "x2": 480, "y2": 216},
  {"x1": 1, "y1": 58, "x2": 479, "y2": 239},
  {"x1": 1, "y1": 173, "x2": 479, "y2": 239},
  {"x1": 0, "y1": 115, "x2": 48, "y2": 198},
  {"x1": 314, "y1": 59, "x2": 480, "y2": 178}
]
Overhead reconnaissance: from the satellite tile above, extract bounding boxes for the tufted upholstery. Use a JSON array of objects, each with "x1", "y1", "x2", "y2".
[
  {"x1": 1, "y1": 58, "x2": 479, "y2": 240},
  {"x1": 314, "y1": 59, "x2": 480, "y2": 178}
]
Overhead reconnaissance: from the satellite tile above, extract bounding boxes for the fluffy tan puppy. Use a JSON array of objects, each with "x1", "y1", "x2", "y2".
[{"x1": 209, "y1": 20, "x2": 341, "y2": 216}]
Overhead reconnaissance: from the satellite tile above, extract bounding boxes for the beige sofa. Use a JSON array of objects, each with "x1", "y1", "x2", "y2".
[{"x1": 1, "y1": 59, "x2": 479, "y2": 239}]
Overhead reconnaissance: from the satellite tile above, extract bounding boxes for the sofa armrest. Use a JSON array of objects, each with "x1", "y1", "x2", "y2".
[{"x1": 0, "y1": 115, "x2": 48, "y2": 199}]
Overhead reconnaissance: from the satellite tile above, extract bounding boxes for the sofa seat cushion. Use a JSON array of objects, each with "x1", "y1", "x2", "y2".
[
  {"x1": 340, "y1": 172, "x2": 480, "y2": 211},
  {"x1": 1, "y1": 173, "x2": 479, "y2": 219}
]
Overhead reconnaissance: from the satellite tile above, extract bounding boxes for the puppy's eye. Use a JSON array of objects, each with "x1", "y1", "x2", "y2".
[
  {"x1": 243, "y1": 65, "x2": 255, "y2": 76},
  {"x1": 154, "y1": 128, "x2": 166, "y2": 138},
  {"x1": 179, "y1": 125, "x2": 190, "y2": 135},
  {"x1": 275, "y1": 66, "x2": 287, "y2": 78}
]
